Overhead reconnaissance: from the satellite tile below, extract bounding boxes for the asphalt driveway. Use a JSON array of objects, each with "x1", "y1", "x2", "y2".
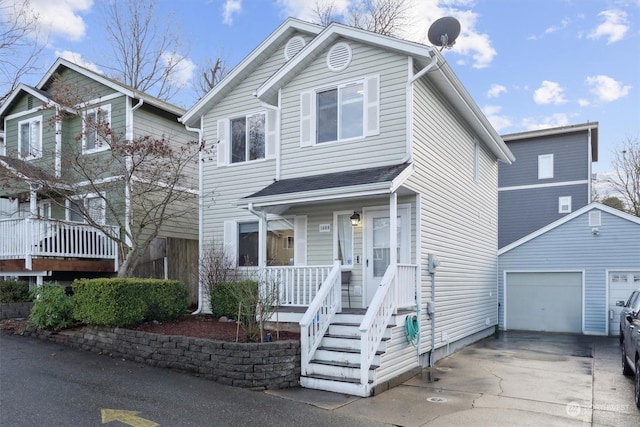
[{"x1": 268, "y1": 331, "x2": 639, "y2": 426}]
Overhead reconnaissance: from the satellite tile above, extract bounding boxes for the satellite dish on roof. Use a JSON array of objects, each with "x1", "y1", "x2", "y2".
[{"x1": 428, "y1": 17, "x2": 461, "y2": 51}]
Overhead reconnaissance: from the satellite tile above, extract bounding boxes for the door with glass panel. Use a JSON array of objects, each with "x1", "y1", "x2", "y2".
[{"x1": 364, "y1": 207, "x2": 410, "y2": 306}]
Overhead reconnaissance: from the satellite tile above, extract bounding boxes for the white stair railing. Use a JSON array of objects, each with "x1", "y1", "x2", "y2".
[
  {"x1": 359, "y1": 265, "x2": 396, "y2": 387},
  {"x1": 298, "y1": 261, "x2": 342, "y2": 375}
]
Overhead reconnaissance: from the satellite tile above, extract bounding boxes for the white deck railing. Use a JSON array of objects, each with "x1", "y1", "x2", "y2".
[
  {"x1": 298, "y1": 261, "x2": 342, "y2": 375},
  {"x1": 0, "y1": 218, "x2": 118, "y2": 269},
  {"x1": 263, "y1": 264, "x2": 334, "y2": 306}
]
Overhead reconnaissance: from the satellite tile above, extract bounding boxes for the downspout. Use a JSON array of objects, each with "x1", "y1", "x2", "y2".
[
  {"x1": 124, "y1": 98, "x2": 144, "y2": 251},
  {"x1": 404, "y1": 53, "x2": 439, "y2": 164},
  {"x1": 55, "y1": 106, "x2": 62, "y2": 178},
  {"x1": 587, "y1": 127, "x2": 593, "y2": 203},
  {"x1": 185, "y1": 116, "x2": 204, "y2": 314}
]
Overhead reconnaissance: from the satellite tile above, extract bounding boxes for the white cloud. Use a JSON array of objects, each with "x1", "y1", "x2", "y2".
[
  {"x1": 482, "y1": 105, "x2": 511, "y2": 132},
  {"x1": 55, "y1": 50, "x2": 101, "y2": 73},
  {"x1": 533, "y1": 81, "x2": 567, "y2": 105},
  {"x1": 222, "y1": 0, "x2": 242, "y2": 25},
  {"x1": 162, "y1": 52, "x2": 196, "y2": 88},
  {"x1": 274, "y1": 0, "x2": 497, "y2": 69},
  {"x1": 29, "y1": 0, "x2": 93, "y2": 42},
  {"x1": 578, "y1": 98, "x2": 590, "y2": 107},
  {"x1": 522, "y1": 113, "x2": 571, "y2": 130},
  {"x1": 544, "y1": 18, "x2": 570, "y2": 35},
  {"x1": 585, "y1": 75, "x2": 631, "y2": 102},
  {"x1": 487, "y1": 84, "x2": 507, "y2": 98},
  {"x1": 588, "y1": 10, "x2": 629, "y2": 44}
]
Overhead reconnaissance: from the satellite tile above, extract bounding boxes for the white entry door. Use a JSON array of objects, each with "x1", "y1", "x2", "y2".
[
  {"x1": 608, "y1": 271, "x2": 640, "y2": 336},
  {"x1": 364, "y1": 207, "x2": 410, "y2": 306}
]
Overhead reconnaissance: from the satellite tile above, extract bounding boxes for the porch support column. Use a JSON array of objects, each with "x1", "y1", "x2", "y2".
[
  {"x1": 389, "y1": 192, "x2": 398, "y2": 267},
  {"x1": 258, "y1": 212, "x2": 267, "y2": 270},
  {"x1": 29, "y1": 184, "x2": 38, "y2": 217}
]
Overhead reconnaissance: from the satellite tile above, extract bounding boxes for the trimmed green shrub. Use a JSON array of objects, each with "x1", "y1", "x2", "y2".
[
  {"x1": 29, "y1": 283, "x2": 75, "y2": 330},
  {"x1": 0, "y1": 280, "x2": 32, "y2": 303},
  {"x1": 73, "y1": 278, "x2": 146, "y2": 327},
  {"x1": 144, "y1": 279, "x2": 188, "y2": 321},
  {"x1": 73, "y1": 278, "x2": 187, "y2": 327},
  {"x1": 209, "y1": 282, "x2": 240, "y2": 318}
]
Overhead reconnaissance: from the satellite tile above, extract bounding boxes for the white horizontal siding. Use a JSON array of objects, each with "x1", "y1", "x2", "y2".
[
  {"x1": 408, "y1": 75, "x2": 499, "y2": 355},
  {"x1": 279, "y1": 39, "x2": 409, "y2": 178}
]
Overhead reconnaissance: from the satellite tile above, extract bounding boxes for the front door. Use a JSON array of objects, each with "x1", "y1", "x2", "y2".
[{"x1": 364, "y1": 207, "x2": 410, "y2": 306}]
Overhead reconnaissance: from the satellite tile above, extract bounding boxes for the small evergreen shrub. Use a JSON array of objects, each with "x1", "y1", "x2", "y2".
[
  {"x1": 73, "y1": 278, "x2": 187, "y2": 327},
  {"x1": 29, "y1": 283, "x2": 75, "y2": 330},
  {"x1": 209, "y1": 282, "x2": 239, "y2": 318},
  {"x1": 0, "y1": 280, "x2": 33, "y2": 303}
]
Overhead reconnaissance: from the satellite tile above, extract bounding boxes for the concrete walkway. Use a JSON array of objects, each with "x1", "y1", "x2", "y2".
[{"x1": 267, "y1": 332, "x2": 639, "y2": 426}]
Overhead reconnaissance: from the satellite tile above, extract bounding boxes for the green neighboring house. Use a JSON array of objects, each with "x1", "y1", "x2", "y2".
[{"x1": 0, "y1": 58, "x2": 199, "y2": 302}]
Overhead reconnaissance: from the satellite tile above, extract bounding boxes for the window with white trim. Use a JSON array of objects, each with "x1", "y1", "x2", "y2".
[
  {"x1": 334, "y1": 212, "x2": 354, "y2": 267},
  {"x1": 216, "y1": 110, "x2": 276, "y2": 166},
  {"x1": 67, "y1": 194, "x2": 106, "y2": 225},
  {"x1": 589, "y1": 210, "x2": 601, "y2": 227},
  {"x1": 558, "y1": 196, "x2": 572, "y2": 213},
  {"x1": 538, "y1": 154, "x2": 554, "y2": 179},
  {"x1": 83, "y1": 105, "x2": 111, "y2": 153},
  {"x1": 237, "y1": 218, "x2": 295, "y2": 267},
  {"x1": 300, "y1": 75, "x2": 379, "y2": 146},
  {"x1": 18, "y1": 116, "x2": 42, "y2": 160},
  {"x1": 231, "y1": 112, "x2": 265, "y2": 163}
]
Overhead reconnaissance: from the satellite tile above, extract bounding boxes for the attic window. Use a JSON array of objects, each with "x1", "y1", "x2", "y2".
[
  {"x1": 284, "y1": 36, "x2": 306, "y2": 61},
  {"x1": 327, "y1": 42, "x2": 352, "y2": 72}
]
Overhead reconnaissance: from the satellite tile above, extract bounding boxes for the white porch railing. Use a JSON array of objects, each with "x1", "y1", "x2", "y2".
[
  {"x1": 298, "y1": 261, "x2": 342, "y2": 375},
  {"x1": 359, "y1": 264, "x2": 397, "y2": 387},
  {"x1": 263, "y1": 264, "x2": 334, "y2": 306},
  {"x1": 0, "y1": 218, "x2": 119, "y2": 269}
]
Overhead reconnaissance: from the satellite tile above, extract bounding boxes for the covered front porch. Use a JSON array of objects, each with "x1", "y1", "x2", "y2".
[{"x1": 238, "y1": 163, "x2": 425, "y2": 396}]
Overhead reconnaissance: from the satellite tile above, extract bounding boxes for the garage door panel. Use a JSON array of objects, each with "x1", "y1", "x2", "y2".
[
  {"x1": 608, "y1": 271, "x2": 640, "y2": 336},
  {"x1": 506, "y1": 272, "x2": 582, "y2": 333}
]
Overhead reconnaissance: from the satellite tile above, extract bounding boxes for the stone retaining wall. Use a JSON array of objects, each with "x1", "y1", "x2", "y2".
[
  {"x1": 0, "y1": 302, "x2": 33, "y2": 320},
  {"x1": 25, "y1": 326, "x2": 300, "y2": 390}
]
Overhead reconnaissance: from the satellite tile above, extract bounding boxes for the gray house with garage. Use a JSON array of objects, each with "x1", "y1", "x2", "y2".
[{"x1": 498, "y1": 202, "x2": 640, "y2": 335}]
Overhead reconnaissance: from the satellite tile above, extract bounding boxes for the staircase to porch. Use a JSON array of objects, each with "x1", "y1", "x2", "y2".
[{"x1": 300, "y1": 309, "x2": 395, "y2": 396}]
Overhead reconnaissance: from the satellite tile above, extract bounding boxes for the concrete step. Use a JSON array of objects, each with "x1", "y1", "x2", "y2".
[{"x1": 299, "y1": 375, "x2": 370, "y2": 397}]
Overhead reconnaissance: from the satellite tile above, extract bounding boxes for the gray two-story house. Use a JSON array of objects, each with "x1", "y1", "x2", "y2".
[
  {"x1": 498, "y1": 122, "x2": 598, "y2": 248},
  {"x1": 182, "y1": 18, "x2": 514, "y2": 396}
]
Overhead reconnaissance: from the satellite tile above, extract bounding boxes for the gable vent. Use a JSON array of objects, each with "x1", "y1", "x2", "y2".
[
  {"x1": 27, "y1": 95, "x2": 33, "y2": 109},
  {"x1": 326, "y1": 42, "x2": 352, "y2": 72},
  {"x1": 284, "y1": 36, "x2": 306, "y2": 61}
]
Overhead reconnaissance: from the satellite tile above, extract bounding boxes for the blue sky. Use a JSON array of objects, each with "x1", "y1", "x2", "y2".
[{"x1": 7, "y1": 0, "x2": 640, "y2": 175}]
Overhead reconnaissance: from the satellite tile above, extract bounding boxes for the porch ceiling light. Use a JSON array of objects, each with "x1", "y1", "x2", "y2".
[{"x1": 350, "y1": 211, "x2": 360, "y2": 226}]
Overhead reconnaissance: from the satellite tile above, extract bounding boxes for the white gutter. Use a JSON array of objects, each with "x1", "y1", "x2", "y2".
[{"x1": 185, "y1": 116, "x2": 204, "y2": 315}]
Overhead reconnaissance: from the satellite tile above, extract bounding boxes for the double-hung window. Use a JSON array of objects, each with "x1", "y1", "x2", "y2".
[
  {"x1": 231, "y1": 113, "x2": 265, "y2": 163},
  {"x1": 317, "y1": 82, "x2": 364, "y2": 143},
  {"x1": 83, "y1": 105, "x2": 111, "y2": 153},
  {"x1": 68, "y1": 194, "x2": 106, "y2": 225},
  {"x1": 18, "y1": 116, "x2": 42, "y2": 160},
  {"x1": 538, "y1": 154, "x2": 554, "y2": 179},
  {"x1": 300, "y1": 75, "x2": 379, "y2": 146}
]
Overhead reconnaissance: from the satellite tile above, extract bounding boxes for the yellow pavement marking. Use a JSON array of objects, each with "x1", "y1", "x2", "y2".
[{"x1": 101, "y1": 409, "x2": 159, "y2": 427}]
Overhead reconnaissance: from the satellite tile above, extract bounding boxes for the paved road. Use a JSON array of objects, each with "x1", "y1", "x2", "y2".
[{"x1": 0, "y1": 334, "x2": 387, "y2": 427}]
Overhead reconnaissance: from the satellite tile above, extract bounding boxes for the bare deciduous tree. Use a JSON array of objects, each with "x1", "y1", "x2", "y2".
[
  {"x1": 607, "y1": 136, "x2": 640, "y2": 217},
  {"x1": 100, "y1": 0, "x2": 188, "y2": 102},
  {"x1": 194, "y1": 56, "x2": 228, "y2": 98},
  {"x1": 313, "y1": 0, "x2": 413, "y2": 37},
  {"x1": 0, "y1": 0, "x2": 45, "y2": 104}
]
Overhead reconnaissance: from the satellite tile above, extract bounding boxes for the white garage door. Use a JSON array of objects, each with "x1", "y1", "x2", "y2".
[
  {"x1": 506, "y1": 272, "x2": 583, "y2": 333},
  {"x1": 608, "y1": 271, "x2": 640, "y2": 336}
]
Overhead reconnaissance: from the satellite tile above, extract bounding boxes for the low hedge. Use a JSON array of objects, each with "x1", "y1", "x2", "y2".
[
  {"x1": 73, "y1": 278, "x2": 187, "y2": 328},
  {"x1": 0, "y1": 280, "x2": 33, "y2": 303}
]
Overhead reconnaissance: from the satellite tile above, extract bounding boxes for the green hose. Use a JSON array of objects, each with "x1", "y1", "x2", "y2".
[{"x1": 405, "y1": 314, "x2": 419, "y2": 346}]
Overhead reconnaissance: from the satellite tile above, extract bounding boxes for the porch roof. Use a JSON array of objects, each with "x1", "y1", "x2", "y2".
[
  {"x1": 0, "y1": 156, "x2": 66, "y2": 198},
  {"x1": 239, "y1": 163, "x2": 414, "y2": 212}
]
